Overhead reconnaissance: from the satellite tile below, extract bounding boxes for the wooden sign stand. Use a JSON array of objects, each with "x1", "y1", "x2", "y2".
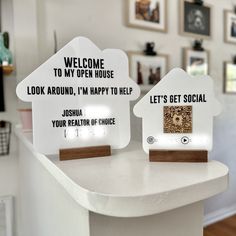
[
  {"x1": 59, "y1": 145, "x2": 111, "y2": 161},
  {"x1": 149, "y1": 150, "x2": 208, "y2": 163}
]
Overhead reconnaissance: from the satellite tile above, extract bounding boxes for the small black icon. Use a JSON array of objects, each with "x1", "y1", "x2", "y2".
[
  {"x1": 193, "y1": 39, "x2": 204, "y2": 51},
  {"x1": 144, "y1": 42, "x2": 157, "y2": 56},
  {"x1": 147, "y1": 136, "x2": 156, "y2": 144},
  {"x1": 181, "y1": 136, "x2": 190, "y2": 144}
]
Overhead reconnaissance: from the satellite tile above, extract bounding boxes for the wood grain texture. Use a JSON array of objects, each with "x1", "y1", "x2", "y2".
[
  {"x1": 149, "y1": 150, "x2": 208, "y2": 162},
  {"x1": 60, "y1": 145, "x2": 111, "y2": 161},
  {"x1": 204, "y1": 215, "x2": 236, "y2": 236}
]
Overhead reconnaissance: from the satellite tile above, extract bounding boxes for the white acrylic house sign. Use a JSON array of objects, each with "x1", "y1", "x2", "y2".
[
  {"x1": 16, "y1": 37, "x2": 140, "y2": 154},
  {"x1": 134, "y1": 68, "x2": 221, "y2": 153}
]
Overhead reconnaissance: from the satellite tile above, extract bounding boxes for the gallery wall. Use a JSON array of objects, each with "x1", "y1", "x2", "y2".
[{"x1": 6, "y1": 0, "x2": 236, "y2": 225}]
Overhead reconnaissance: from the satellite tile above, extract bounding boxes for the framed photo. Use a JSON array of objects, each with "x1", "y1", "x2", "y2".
[
  {"x1": 128, "y1": 52, "x2": 168, "y2": 91},
  {"x1": 224, "y1": 62, "x2": 236, "y2": 94},
  {"x1": 128, "y1": 0, "x2": 167, "y2": 32},
  {"x1": 183, "y1": 48, "x2": 209, "y2": 76},
  {"x1": 180, "y1": 0, "x2": 212, "y2": 39},
  {"x1": 224, "y1": 10, "x2": 236, "y2": 44}
]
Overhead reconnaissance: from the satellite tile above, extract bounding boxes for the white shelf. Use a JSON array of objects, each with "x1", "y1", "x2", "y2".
[{"x1": 15, "y1": 126, "x2": 228, "y2": 217}]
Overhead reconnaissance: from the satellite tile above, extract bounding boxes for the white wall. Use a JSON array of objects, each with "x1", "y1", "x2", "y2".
[
  {"x1": 12, "y1": 0, "x2": 39, "y2": 81},
  {"x1": 0, "y1": 0, "x2": 20, "y2": 235},
  {"x1": 34, "y1": 0, "x2": 236, "y2": 219}
]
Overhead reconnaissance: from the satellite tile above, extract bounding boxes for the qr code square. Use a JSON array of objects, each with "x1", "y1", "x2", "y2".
[{"x1": 163, "y1": 106, "x2": 192, "y2": 133}]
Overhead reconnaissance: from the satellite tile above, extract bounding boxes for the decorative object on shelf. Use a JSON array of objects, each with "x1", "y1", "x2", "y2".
[
  {"x1": 18, "y1": 109, "x2": 32, "y2": 131},
  {"x1": 144, "y1": 42, "x2": 157, "y2": 55},
  {"x1": 128, "y1": 0, "x2": 167, "y2": 32},
  {"x1": 223, "y1": 57, "x2": 236, "y2": 94},
  {"x1": 128, "y1": 49, "x2": 168, "y2": 92},
  {"x1": 183, "y1": 40, "x2": 209, "y2": 76},
  {"x1": 0, "y1": 33, "x2": 13, "y2": 68},
  {"x1": 0, "y1": 120, "x2": 11, "y2": 156},
  {"x1": 224, "y1": 8, "x2": 236, "y2": 44},
  {"x1": 134, "y1": 68, "x2": 221, "y2": 162},
  {"x1": 179, "y1": 0, "x2": 212, "y2": 39},
  {"x1": 16, "y1": 37, "x2": 140, "y2": 158}
]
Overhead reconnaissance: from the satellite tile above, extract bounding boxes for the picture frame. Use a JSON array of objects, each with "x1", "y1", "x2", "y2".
[
  {"x1": 128, "y1": 0, "x2": 167, "y2": 32},
  {"x1": 223, "y1": 62, "x2": 236, "y2": 94},
  {"x1": 224, "y1": 10, "x2": 236, "y2": 44},
  {"x1": 183, "y1": 48, "x2": 209, "y2": 76},
  {"x1": 179, "y1": 0, "x2": 212, "y2": 39},
  {"x1": 128, "y1": 52, "x2": 168, "y2": 91}
]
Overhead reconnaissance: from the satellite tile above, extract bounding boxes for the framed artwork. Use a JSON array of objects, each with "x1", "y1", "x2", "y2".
[
  {"x1": 180, "y1": 0, "x2": 212, "y2": 39},
  {"x1": 128, "y1": 52, "x2": 168, "y2": 91},
  {"x1": 224, "y1": 10, "x2": 236, "y2": 44},
  {"x1": 224, "y1": 62, "x2": 236, "y2": 94},
  {"x1": 128, "y1": 0, "x2": 167, "y2": 32},
  {"x1": 183, "y1": 48, "x2": 209, "y2": 76}
]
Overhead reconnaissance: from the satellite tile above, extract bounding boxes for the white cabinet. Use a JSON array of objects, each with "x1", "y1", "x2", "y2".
[
  {"x1": 0, "y1": 196, "x2": 13, "y2": 236},
  {"x1": 16, "y1": 127, "x2": 228, "y2": 236}
]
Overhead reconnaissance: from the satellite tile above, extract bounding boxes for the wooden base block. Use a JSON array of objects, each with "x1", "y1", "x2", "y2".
[
  {"x1": 59, "y1": 145, "x2": 111, "y2": 161},
  {"x1": 149, "y1": 150, "x2": 208, "y2": 162}
]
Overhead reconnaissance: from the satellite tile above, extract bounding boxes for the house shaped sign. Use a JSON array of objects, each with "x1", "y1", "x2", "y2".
[
  {"x1": 16, "y1": 37, "x2": 140, "y2": 155},
  {"x1": 134, "y1": 68, "x2": 221, "y2": 154}
]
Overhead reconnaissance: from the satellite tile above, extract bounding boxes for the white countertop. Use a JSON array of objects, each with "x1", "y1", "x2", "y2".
[{"x1": 15, "y1": 126, "x2": 229, "y2": 217}]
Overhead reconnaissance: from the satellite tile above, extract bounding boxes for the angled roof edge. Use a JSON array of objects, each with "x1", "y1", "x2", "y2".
[
  {"x1": 133, "y1": 68, "x2": 221, "y2": 117},
  {"x1": 16, "y1": 36, "x2": 140, "y2": 102}
]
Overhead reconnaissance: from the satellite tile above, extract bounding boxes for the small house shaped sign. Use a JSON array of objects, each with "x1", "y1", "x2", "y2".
[
  {"x1": 134, "y1": 68, "x2": 221, "y2": 154},
  {"x1": 16, "y1": 37, "x2": 140, "y2": 155}
]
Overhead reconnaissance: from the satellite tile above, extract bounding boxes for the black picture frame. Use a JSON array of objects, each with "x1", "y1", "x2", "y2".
[{"x1": 180, "y1": 0, "x2": 212, "y2": 39}]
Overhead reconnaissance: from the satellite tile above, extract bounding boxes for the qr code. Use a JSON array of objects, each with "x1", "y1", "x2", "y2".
[{"x1": 163, "y1": 106, "x2": 192, "y2": 133}]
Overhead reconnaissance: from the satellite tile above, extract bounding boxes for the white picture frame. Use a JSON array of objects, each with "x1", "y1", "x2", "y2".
[
  {"x1": 128, "y1": 0, "x2": 167, "y2": 32},
  {"x1": 128, "y1": 52, "x2": 168, "y2": 92},
  {"x1": 224, "y1": 10, "x2": 236, "y2": 44}
]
